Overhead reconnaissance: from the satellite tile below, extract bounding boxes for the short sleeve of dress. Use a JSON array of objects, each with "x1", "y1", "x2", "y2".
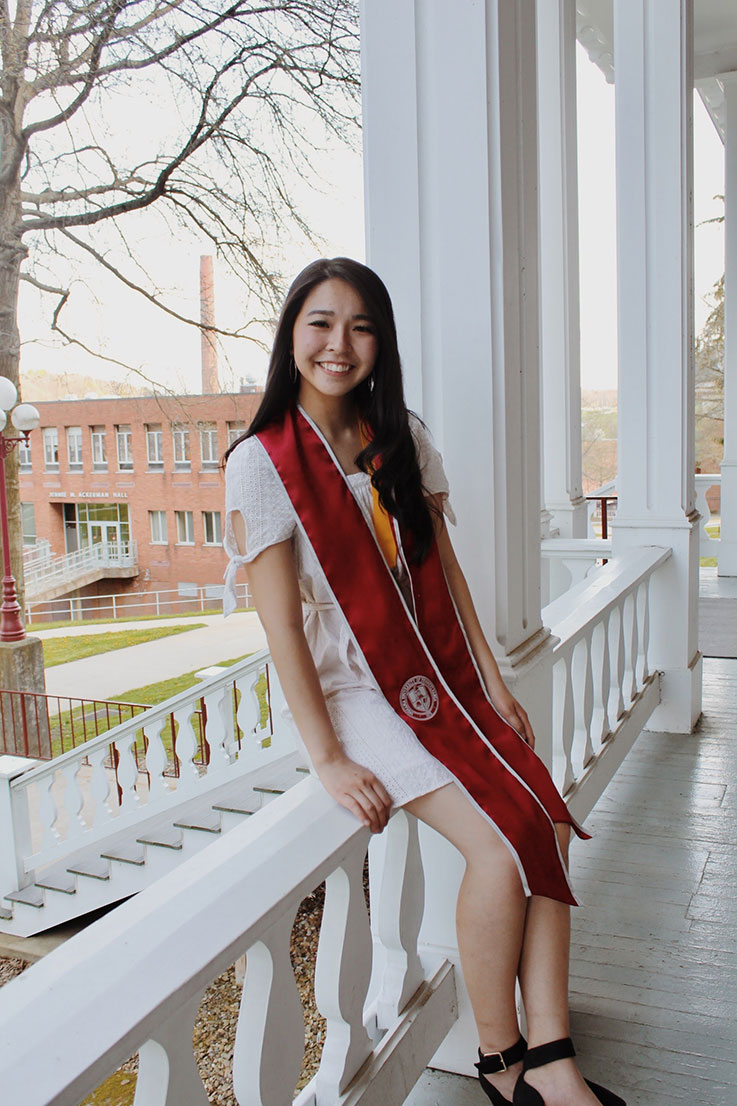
[
  {"x1": 409, "y1": 413, "x2": 457, "y2": 525},
  {"x1": 222, "y1": 436, "x2": 297, "y2": 615}
]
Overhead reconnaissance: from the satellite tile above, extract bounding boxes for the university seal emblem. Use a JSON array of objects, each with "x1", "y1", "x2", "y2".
[{"x1": 399, "y1": 675, "x2": 439, "y2": 721}]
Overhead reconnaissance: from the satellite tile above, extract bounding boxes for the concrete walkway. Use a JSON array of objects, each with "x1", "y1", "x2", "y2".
[{"x1": 39, "y1": 611, "x2": 267, "y2": 701}]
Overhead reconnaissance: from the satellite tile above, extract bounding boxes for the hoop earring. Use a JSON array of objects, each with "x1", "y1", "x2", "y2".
[{"x1": 289, "y1": 355, "x2": 298, "y2": 385}]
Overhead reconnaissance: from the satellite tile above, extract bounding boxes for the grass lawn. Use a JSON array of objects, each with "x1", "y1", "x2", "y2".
[
  {"x1": 41, "y1": 624, "x2": 205, "y2": 668},
  {"x1": 111, "y1": 653, "x2": 249, "y2": 705},
  {"x1": 44, "y1": 653, "x2": 257, "y2": 761}
]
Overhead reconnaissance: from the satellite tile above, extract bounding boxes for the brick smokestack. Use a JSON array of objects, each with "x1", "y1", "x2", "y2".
[{"x1": 200, "y1": 255, "x2": 218, "y2": 394}]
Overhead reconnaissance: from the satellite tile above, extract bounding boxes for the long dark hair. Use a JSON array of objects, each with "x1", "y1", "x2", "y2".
[{"x1": 225, "y1": 257, "x2": 436, "y2": 562}]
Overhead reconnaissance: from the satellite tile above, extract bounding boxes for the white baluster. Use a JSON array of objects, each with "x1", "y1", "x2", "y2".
[
  {"x1": 315, "y1": 843, "x2": 373, "y2": 1097},
  {"x1": 144, "y1": 717, "x2": 172, "y2": 801},
  {"x1": 133, "y1": 992, "x2": 209, "y2": 1106},
  {"x1": 235, "y1": 671, "x2": 260, "y2": 753},
  {"x1": 557, "y1": 652, "x2": 575, "y2": 794},
  {"x1": 375, "y1": 810, "x2": 425, "y2": 1028},
  {"x1": 233, "y1": 909, "x2": 304, "y2": 1106},
  {"x1": 87, "y1": 747, "x2": 115, "y2": 825},
  {"x1": 250, "y1": 666, "x2": 270, "y2": 745},
  {"x1": 613, "y1": 601, "x2": 626, "y2": 720},
  {"x1": 581, "y1": 631, "x2": 595, "y2": 767},
  {"x1": 59, "y1": 761, "x2": 87, "y2": 844},
  {"x1": 640, "y1": 579, "x2": 651, "y2": 683},
  {"x1": 36, "y1": 772, "x2": 62, "y2": 853},
  {"x1": 114, "y1": 733, "x2": 142, "y2": 813},
  {"x1": 628, "y1": 589, "x2": 639, "y2": 701},
  {"x1": 172, "y1": 705, "x2": 200, "y2": 788},
  {"x1": 202, "y1": 683, "x2": 233, "y2": 771},
  {"x1": 598, "y1": 611, "x2": 612, "y2": 741}
]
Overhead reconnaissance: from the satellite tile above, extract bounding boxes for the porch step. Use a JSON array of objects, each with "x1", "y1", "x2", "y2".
[
  {"x1": 36, "y1": 869, "x2": 77, "y2": 895},
  {"x1": 173, "y1": 811, "x2": 222, "y2": 834},
  {"x1": 1, "y1": 749, "x2": 310, "y2": 938},
  {"x1": 101, "y1": 842, "x2": 146, "y2": 866},
  {"x1": 136, "y1": 828, "x2": 183, "y2": 850},
  {"x1": 6, "y1": 885, "x2": 45, "y2": 909},
  {"x1": 68, "y1": 856, "x2": 111, "y2": 881}
]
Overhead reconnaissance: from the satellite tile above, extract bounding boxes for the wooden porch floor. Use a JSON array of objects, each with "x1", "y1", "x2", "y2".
[{"x1": 406, "y1": 656, "x2": 737, "y2": 1106}]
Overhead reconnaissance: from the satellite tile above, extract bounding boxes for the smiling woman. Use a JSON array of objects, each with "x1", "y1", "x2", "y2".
[{"x1": 222, "y1": 258, "x2": 626, "y2": 1106}]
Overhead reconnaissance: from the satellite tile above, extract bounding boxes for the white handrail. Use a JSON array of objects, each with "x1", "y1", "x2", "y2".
[
  {"x1": 544, "y1": 545, "x2": 671, "y2": 820},
  {"x1": 3, "y1": 649, "x2": 290, "y2": 890},
  {"x1": 25, "y1": 540, "x2": 138, "y2": 596},
  {"x1": 0, "y1": 781, "x2": 456, "y2": 1106}
]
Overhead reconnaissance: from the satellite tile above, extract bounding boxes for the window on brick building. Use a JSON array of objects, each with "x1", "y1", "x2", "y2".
[
  {"x1": 199, "y1": 423, "x2": 218, "y2": 469},
  {"x1": 21, "y1": 503, "x2": 36, "y2": 545},
  {"x1": 227, "y1": 421, "x2": 246, "y2": 447},
  {"x1": 172, "y1": 424, "x2": 191, "y2": 468},
  {"x1": 146, "y1": 424, "x2": 164, "y2": 468},
  {"x1": 66, "y1": 426, "x2": 83, "y2": 469},
  {"x1": 175, "y1": 510, "x2": 194, "y2": 544},
  {"x1": 116, "y1": 425, "x2": 133, "y2": 470},
  {"x1": 91, "y1": 425, "x2": 107, "y2": 470},
  {"x1": 42, "y1": 428, "x2": 59, "y2": 470},
  {"x1": 18, "y1": 436, "x2": 31, "y2": 470},
  {"x1": 202, "y1": 510, "x2": 222, "y2": 545},
  {"x1": 149, "y1": 510, "x2": 168, "y2": 544}
]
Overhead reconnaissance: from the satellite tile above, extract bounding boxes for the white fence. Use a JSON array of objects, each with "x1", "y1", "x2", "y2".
[
  {"x1": 0, "y1": 650, "x2": 285, "y2": 894},
  {"x1": 26, "y1": 581, "x2": 252, "y2": 624},
  {"x1": 0, "y1": 782, "x2": 457, "y2": 1106},
  {"x1": 0, "y1": 545, "x2": 673, "y2": 1105},
  {"x1": 543, "y1": 545, "x2": 669, "y2": 822}
]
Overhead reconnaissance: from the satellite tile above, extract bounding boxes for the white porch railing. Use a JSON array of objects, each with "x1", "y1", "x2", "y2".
[
  {"x1": 0, "y1": 545, "x2": 674, "y2": 1105},
  {"x1": 0, "y1": 782, "x2": 457, "y2": 1106},
  {"x1": 0, "y1": 650, "x2": 289, "y2": 899},
  {"x1": 543, "y1": 545, "x2": 670, "y2": 823},
  {"x1": 694, "y1": 473, "x2": 721, "y2": 557},
  {"x1": 24, "y1": 540, "x2": 139, "y2": 597}
]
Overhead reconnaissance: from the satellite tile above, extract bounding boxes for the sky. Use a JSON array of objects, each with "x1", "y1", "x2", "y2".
[{"x1": 17, "y1": 46, "x2": 725, "y2": 397}]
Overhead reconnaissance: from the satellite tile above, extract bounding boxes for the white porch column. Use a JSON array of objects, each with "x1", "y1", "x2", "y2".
[
  {"x1": 612, "y1": 0, "x2": 702, "y2": 732},
  {"x1": 719, "y1": 74, "x2": 737, "y2": 576},
  {"x1": 361, "y1": 0, "x2": 547, "y2": 1075},
  {"x1": 537, "y1": 0, "x2": 587, "y2": 540}
]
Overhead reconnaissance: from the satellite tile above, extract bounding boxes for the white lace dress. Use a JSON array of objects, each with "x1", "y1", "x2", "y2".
[{"x1": 223, "y1": 415, "x2": 457, "y2": 807}]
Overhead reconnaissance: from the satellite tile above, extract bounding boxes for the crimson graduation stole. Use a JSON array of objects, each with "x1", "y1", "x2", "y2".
[{"x1": 257, "y1": 406, "x2": 588, "y2": 905}]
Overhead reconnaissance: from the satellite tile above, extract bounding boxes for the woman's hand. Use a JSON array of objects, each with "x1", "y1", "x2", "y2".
[
  {"x1": 491, "y1": 685, "x2": 536, "y2": 750},
  {"x1": 314, "y1": 753, "x2": 393, "y2": 833}
]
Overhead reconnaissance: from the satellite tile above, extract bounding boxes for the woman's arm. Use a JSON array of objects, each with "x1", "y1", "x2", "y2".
[
  {"x1": 429, "y1": 497, "x2": 536, "y2": 748},
  {"x1": 235, "y1": 513, "x2": 392, "y2": 831}
]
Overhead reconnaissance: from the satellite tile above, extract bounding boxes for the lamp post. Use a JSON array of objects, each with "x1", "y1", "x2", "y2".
[{"x1": 0, "y1": 377, "x2": 40, "y2": 642}]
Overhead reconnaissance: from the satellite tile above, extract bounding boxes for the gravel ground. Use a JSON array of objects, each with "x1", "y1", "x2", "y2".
[{"x1": 0, "y1": 864, "x2": 369, "y2": 1105}]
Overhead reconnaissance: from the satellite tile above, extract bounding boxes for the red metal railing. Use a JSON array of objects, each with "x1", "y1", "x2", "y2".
[
  {"x1": 0, "y1": 689, "x2": 211, "y2": 781},
  {"x1": 585, "y1": 494, "x2": 618, "y2": 540}
]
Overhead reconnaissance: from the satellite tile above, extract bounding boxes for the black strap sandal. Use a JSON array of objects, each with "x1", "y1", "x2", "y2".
[
  {"x1": 475, "y1": 1036, "x2": 527, "y2": 1105},
  {"x1": 513, "y1": 1037, "x2": 626, "y2": 1106}
]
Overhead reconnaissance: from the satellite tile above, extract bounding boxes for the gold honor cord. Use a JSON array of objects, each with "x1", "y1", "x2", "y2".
[{"x1": 359, "y1": 423, "x2": 398, "y2": 570}]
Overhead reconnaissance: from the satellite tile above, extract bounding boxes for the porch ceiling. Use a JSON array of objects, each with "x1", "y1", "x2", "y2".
[{"x1": 575, "y1": 0, "x2": 737, "y2": 139}]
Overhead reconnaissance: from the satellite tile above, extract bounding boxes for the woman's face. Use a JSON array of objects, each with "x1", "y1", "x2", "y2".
[{"x1": 292, "y1": 278, "x2": 378, "y2": 407}]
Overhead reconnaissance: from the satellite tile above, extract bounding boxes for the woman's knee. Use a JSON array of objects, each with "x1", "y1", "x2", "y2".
[{"x1": 407, "y1": 784, "x2": 519, "y2": 878}]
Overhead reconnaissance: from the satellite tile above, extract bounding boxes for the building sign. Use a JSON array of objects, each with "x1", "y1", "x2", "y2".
[{"x1": 48, "y1": 490, "x2": 129, "y2": 500}]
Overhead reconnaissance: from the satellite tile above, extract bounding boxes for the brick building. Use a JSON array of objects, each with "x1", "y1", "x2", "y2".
[{"x1": 19, "y1": 390, "x2": 262, "y2": 615}]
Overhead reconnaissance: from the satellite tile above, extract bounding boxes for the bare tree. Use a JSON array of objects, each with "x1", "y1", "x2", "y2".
[{"x1": 0, "y1": 0, "x2": 360, "y2": 602}]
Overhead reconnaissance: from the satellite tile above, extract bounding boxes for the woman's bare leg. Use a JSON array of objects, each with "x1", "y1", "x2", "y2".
[
  {"x1": 404, "y1": 789, "x2": 601, "y2": 1104},
  {"x1": 517, "y1": 826, "x2": 599, "y2": 1105},
  {"x1": 404, "y1": 783, "x2": 528, "y2": 1100}
]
